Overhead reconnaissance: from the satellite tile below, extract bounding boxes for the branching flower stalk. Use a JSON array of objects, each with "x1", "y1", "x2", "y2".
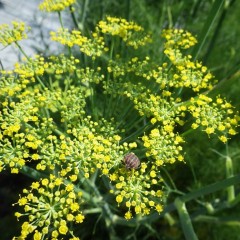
[{"x1": 0, "y1": 0, "x2": 239, "y2": 239}]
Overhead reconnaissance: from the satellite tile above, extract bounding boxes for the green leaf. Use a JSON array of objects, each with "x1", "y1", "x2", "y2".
[{"x1": 191, "y1": 0, "x2": 225, "y2": 60}]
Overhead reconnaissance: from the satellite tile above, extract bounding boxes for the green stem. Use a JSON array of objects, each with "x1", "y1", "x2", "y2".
[
  {"x1": 174, "y1": 198, "x2": 198, "y2": 240},
  {"x1": 14, "y1": 41, "x2": 29, "y2": 60},
  {"x1": 35, "y1": 75, "x2": 47, "y2": 89},
  {"x1": 167, "y1": 6, "x2": 173, "y2": 28},
  {"x1": 65, "y1": 178, "x2": 96, "y2": 204},
  {"x1": 58, "y1": 11, "x2": 64, "y2": 28},
  {"x1": 0, "y1": 59, "x2": 3, "y2": 70},
  {"x1": 181, "y1": 128, "x2": 195, "y2": 137},
  {"x1": 104, "y1": 39, "x2": 115, "y2": 118},
  {"x1": 83, "y1": 177, "x2": 118, "y2": 240},
  {"x1": 68, "y1": 46, "x2": 72, "y2": 56},
  {"x1": 120, "y1": 121, "x2": 151, "y2": 143},
  {"x1": 160, "y1": 166, "x2": 178, "y2": 191},
  {"x1": 116, "y1": 101, "x2": 135, "y2": 129},
  {"x1": 14, "y1": 41, "x2": 46, "y2": 88},
  {"x1": 90, "y1": 84, "x2": 98, "y2": 120},
  {"x1": 164, "y1": 213, "x2": 176, "y2": 226},
  {"x1": 204, "y1": 202, "x2": 215, "y2": 214},
  {"x1": 80, "y1": 0, "x2": 89, "y2": 32},
  {"x1": 69, "y1": 5, "x2": 79, "y2": 29},
  {"x1": 194, "y1": 215, "x2": 240, "y2": 225},
  {"x1": 124, "y1": 115, "x2": 146, "y2": 132},
  {"x1": 20, "y1": 165, "x2": 47, "y2": 180},
  {"x1": 83, "y1": 208, "x2": 102, "y2": 214},
  {"x1": 53, "y1": 128, "x2": 65, "y2": 136},
  {"x1": 226, "y1": 156, "x2": 235, "y2": 202}
]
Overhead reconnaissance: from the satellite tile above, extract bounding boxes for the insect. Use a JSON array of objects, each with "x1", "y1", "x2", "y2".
[{"x1": 123, "y1": 152, "x2": 140, "y2": 170}]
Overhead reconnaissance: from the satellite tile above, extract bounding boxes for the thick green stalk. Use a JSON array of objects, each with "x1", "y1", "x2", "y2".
[
  {"x1": 226, "y1": 156, "x2": 235, "y2": 202},
  {"x1": 174, "y1": 198, "x2": 198, "y2": 240}
]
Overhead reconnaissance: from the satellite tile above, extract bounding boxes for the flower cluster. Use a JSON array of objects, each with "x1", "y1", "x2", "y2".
[
  {"x1": 33, "y1": 116, "x2": 132, "y2": 179},
  {"x1": 112, "y1": 165, "x2": 164, "y2": 219},
  {"x1": 142, "y1": 128, "x2": 184, "y2": 165},
  {"x1": 14, "y1": 55, "x2": 47, "y2": 80},
  {"x1": 51, "y1": 28, "x2": 107, "y2": 58},
  {"x1": 162, "y1": 29, "x2": 216, "y2": 91},
  {"x1": 189, "y1": 94, "x2": 238, "y2": 142},
  {"x1": 39, "y1": 0, "x2": 76, "y2": 12},
  {"x1": 0, "y1": 132, "x2": 26, "y2": 173},
  {"x1": 14, "y1": 174, "x2": 84, "y2": 239},
  {"x1": 0, "y1": 73, "x2": 23, "y2": 97},
  {"x1": 0, "y1": 21, "x2": 30, "y2": 46},
  {"x1": 97, "y1": 16, "x2": 152, "y2": 48},
  {"x1": 107, "y1": 56, "x2": 154, "y2": 79},
  {"x1": 162, "y1": 29, "x2": 197, "y2": 50},
  {"x1": 50, "y1": 28, "x2": 87, "y2": 47},
  {"x1": 127, "y1": 88, "x2": 183, "y2": 125},
  {"x1": 0, "y1": 95, "x2": 43, "y2": 173}
]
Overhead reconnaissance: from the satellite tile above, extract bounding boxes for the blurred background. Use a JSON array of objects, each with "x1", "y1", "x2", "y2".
[{"x1": 0, "y1": 0, "x2": 71, "y2": 69}]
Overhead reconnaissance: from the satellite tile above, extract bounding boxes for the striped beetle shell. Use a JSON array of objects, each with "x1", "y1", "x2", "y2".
[{"x1": 123, "y1": 152, "x2": 140, "y2": 170}]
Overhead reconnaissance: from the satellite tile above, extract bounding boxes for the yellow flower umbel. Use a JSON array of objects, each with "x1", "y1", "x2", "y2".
[
  {"x1": 14, "y1": 55, "x2": 47, "y2": 80},
  {"x1": 98, "y1": 16, "x2": 152, "y2": 49},
  {"x1": 128, "y1": 88, "x2": 181, "y2": 125},
  {"x1": 50, "y1": 28, "x2": 107, "y2": 58},
  {"x1": 14, "y1": 174, "x2": 84, "y2": 239},
  {"x1": 39, "y1": 0, "x2": 76, "y2": 12},
  {"x1": 112, "y1": 164, "x2": 164, "y2": 219},
  {"x1": 0, "y1": 21, "x2": 30, "y2": 46},
  {"x1": 142, "y1": 128, "x2": 184, "y2": 166},
  {"x1": 189, "y1": 95, "x2": 238, "y2": 142},
  {"x1": 0, "y1": 74, "x2": 22, "y2": 97},
  {"x1": 50, "y1": 28, "x2": 88, "y2": 47},
  {"x1": 162, "y1": 29, "x2": 216, "y2": 92},
  {"x1": 0, "y1": 132, "x2": 28, "y2": 174},
  {"x1": 162, "y1": 29, "x2": 197, "y2": 50}
]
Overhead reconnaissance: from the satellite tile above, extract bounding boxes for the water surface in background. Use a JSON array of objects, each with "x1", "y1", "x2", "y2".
[{"x1": 0, "y1": 0, "x2": 71, "y2": 69}]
